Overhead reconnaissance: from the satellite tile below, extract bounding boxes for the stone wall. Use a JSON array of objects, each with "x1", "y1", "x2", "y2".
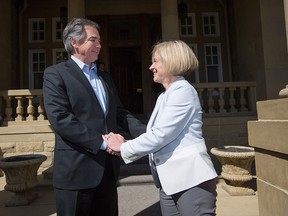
[
  {"x1": 204, "y1": 115, "x2": 257, "y2": 174},
  {"x1": 248, "y1": 98, "x2": 288, "y2": 216},
  {"x1": 0, "y1": 121, "x2": 54, "y2": 173},
  {"x1": 0, "y1": 115, "x2": 256, "y2": 175}
]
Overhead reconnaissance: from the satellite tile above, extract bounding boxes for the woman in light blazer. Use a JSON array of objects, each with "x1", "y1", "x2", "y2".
[{"x1": 104, "y1": 40, "x2": 218, "y2": 216}]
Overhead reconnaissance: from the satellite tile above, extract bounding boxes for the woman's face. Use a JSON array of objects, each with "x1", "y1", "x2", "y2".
[{"x1": 149, "y1": 51, "x2": 167, "y2": 84}]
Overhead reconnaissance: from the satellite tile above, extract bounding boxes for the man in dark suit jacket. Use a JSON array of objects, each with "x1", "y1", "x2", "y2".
[{"x1": 43, "y1": 18, "x2": 145, "y2": 216}]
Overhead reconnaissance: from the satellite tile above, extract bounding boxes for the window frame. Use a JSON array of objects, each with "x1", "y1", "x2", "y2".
[
  {"x1": 52, "y1": 48, "x2": 68, "y2": 64},
  {"x1": 204, "y1": 43, "x2": 223, "y2": 82},
  {"x1": 28, "y1": 49, "x2": 46, "y2": 89},
  {"x1": 202, "y1": 12, "x2": 220, "y2": 37},
  {"x1": 28, "y1": 18, "x2": 46, "y2": 43},
  {"x1": 52, "y1": 17, "x2": 64, "y2": 42},
  {"x1": 179, "y1": 13, "x2": 197, "y2": 37}
]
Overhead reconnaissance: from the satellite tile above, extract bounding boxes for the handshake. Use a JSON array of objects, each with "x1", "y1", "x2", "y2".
[{"x1": 102, "y1": 132, "x2": 126, "y2": 156}]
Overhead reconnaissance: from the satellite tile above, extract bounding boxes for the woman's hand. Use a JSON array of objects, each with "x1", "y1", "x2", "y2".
[{"x1": 102, "y1": 132, "x2": 126, "y2": 155}]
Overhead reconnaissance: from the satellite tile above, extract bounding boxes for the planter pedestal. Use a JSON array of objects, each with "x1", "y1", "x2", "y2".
[
  {"x1": 0, "y1": 154, "x2": 47, "y2": 207},
  {"x1": 211, "y1": 146, "x2": 255, "y2": 196}
]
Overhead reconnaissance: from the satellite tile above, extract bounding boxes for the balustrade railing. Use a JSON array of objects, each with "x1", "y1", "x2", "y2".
[
  {"x1": 0, "y1": 89, "x2": 45, "y2": 124},
  {"x1": 0, "y1": 81, "x2": 257, "y2": 123},
  {"x1": 193, "y1": 81, "x2": 257, "y2": 115}
]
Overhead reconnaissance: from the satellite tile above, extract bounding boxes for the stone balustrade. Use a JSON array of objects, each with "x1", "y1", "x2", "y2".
[
  {"x1": 0, "y1": 89, "x2": 45, "y2": 125},
  {"x1": 0, "y1": 81, "x2": 257, "y2": 123},
  {"x1": 193, "y1": 81, "x2": 257, "y2": 115},
  {"x1": 0, "y1": 81, "x2": 257, "y2": 174}
]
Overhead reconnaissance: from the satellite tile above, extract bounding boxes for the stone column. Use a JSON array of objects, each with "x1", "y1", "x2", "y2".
[
  {"x1": 284, "y1": 0, "x2": 288, "y2": 51},
  {"x1": 68, "y1": 0, "x2": 85, "y2": 22},
  {"x1": 0, "y1": 0, "x2": 12, "y2": 90},
  {"x1": 248, "y1": 98, "x2": 288, "y2": 216},
  {"x1": 161, "y1": 0, "x2": 180, "y2": 40}
]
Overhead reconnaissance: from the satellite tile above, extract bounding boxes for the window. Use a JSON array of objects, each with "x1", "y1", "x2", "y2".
[
  {"x1": 204, "y1": 44, "x2": 223, "y2": 82},
  {"x1": 179, "y1": 13, "x2": 196, "y2": 37},
  {"x1": 187, "y1": 44, "x2": 199, "y2": 83},
  {"x1": 29, "y1": 50, "x2": 46, "y2": 89},
  {"x1": 53, "y1": 48, "x2": 68, "y2": 64},
  {"x1": 29, "y1": 18, "x2": 45, "y2": 42},
  {"x1": 52, "y1": 17, "x2": 64, "y2": 42},
  {"x1": 202, "y1": 13, "x2": 220, "y2": 36}
]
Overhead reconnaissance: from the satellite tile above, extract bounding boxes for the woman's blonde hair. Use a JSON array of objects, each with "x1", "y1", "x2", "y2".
[{"x1": 151, "y1": 40, "x2": 198, "y2": 76}]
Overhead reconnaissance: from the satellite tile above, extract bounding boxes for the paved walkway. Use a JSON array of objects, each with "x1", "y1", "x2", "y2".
[{"x1": 0, "y1": 173, "x2": 259, "y2": 216}]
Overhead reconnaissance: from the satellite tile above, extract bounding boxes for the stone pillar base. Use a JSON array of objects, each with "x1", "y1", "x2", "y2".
[
  {"x1": 221, "y1": 183, "x2": 255, "y2": 196},
  {"x1": 5, "y1": 191, "x2": 38, "y2": 207}
]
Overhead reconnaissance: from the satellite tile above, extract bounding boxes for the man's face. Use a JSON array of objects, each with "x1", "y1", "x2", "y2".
[{"x1": 72, "y1": 25, "x2": 101, "y2": 65}]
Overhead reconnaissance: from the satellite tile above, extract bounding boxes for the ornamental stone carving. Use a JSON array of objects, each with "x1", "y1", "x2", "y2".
[{"x1": 0, "y1": 154, "x2": 47, "y2": 207}]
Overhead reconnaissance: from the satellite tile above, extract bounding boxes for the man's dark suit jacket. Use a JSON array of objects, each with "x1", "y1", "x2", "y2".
[{"x1": 43, "y1": 58, "x2": 145, "y2": 190}]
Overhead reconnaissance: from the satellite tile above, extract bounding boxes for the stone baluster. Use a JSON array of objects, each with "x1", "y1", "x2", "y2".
[
  {"x1": 26, "y1": 96, "x2": 35, "y2": 121},
  {"x1": 207, "y1": 88, "x2": 215, "y2": 113},
  {"x1": 239, "y1": 87, "x2": 248, "y2": 112},
  {"x1": 4, "y1": 96, "x2": 13, "y2": 121},
  {"x1": 197, "y1": 88, "x2": 204, "y2": 111},
  {"x1": 15, "y1": 96, "x2": 24, "y2": 121},
  {"x1": 37, "y1": 95, "x2": 46, "y2": 120},
  {"x1": 229, "y1": 87, "x2": 237, "y2": 112},
  {"x1": 218, "y1": 87, "x2": 226, "y2": 113}
]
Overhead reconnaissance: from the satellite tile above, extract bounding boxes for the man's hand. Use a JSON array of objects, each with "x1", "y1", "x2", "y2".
[{"x1": 103, "y1": 132, "x2": 126, "y2": 156}]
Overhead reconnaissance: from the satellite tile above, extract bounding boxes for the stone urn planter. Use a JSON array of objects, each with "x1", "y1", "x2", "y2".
[
  {"x1": 0, "y1": 154, "x2": 47, "y2": 207},
  {"x1": 210, "y1": 146, "x2": 255, "y2": 196}
]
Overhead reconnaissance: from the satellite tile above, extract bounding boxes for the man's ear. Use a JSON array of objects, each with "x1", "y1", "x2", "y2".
[{"x1": 70, "y1": 38, "x2": 78, "y2": 49}]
